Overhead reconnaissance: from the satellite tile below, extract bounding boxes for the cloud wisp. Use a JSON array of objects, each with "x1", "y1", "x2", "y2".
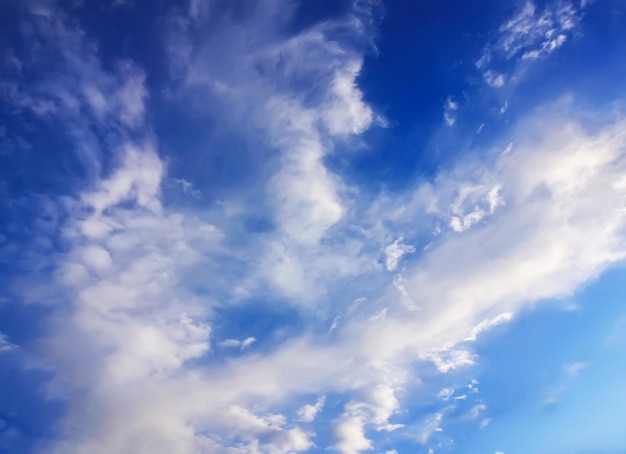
[{"x1": 476, "y1": 0, "x2": 586, "y2": 88}]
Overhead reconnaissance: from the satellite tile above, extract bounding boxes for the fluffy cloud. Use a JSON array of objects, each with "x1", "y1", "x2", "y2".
[
  {"x1": 333, "y1": 414, "x2": 372, "y2": 454},
  {"x1": 297, "y1": 397, "x2": 325, "y2": 423}
]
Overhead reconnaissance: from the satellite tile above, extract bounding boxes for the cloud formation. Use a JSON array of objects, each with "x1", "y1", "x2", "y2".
[
  {"x1": 476, "y1": 1, "x2": 586, "y2": 88},
  {"x1": 1, "y1": 0, "x2": 626, "y2": 453}
]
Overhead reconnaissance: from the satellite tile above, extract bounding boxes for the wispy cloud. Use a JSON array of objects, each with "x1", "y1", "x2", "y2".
[
  {"x1": 384, "y1": 237, "x2": 415, "y2": 271},
  {"x1": 413, "y1": 411, "x2": 444, "y2": 444},
  {"x1": 219, "y1": 337, "x2": 257, "y2": 351},
  {"x1": 0, "y1": 332, "x2": 15, "y2": 352},
  {"x1": 297, "y1": 396, "x2": 325, "y2": 423},
  {"x1": 477, "y1": 1, "x2": 586, "y2": 88},
  {"x1": 444, "y1": 96, "x2": 459, "y2": 126},
  {"x1": 544, "y1": 360, "x2": 589, "y2": 406}
]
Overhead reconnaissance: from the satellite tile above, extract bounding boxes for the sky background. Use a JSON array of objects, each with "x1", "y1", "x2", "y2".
[{"x1": 1, "y1": 0, "x2": 626, "y2": 453}]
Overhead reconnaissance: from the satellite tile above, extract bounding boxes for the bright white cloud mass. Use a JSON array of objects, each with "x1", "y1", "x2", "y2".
[{"x1": 1, "y1": 0, "x2": 626, "y2": 453}]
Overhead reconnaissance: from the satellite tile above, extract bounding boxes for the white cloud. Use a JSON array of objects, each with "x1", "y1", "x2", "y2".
[
  {"x1": 483, "y1": 70, "x2": 506, "y2": 88},
  {"x1": 218, "y1": 339, "x2": 241, "y2": 348},
  {"x1": 14, "y1": 86, "x2": 626, "y2": 452},
  {"x1": 415, "y1": 412, "x2": 444, "y2": 444},
  {"x1": 437, "y1": 387, "x2": 454, "y2": 401},
  {"x1": 80, "y1": 245, "x2": 113, "y2": 273},
  {"x1": 219, "y1": 337, "x2": 257, "y2": 351},
  {"x1": 448, "y1": 184, "x2": 504, "y2": 233},
  {"x1": 465, "y1": 312, "x2": 514, "y2": 341},
  {"x1": 0, "y1": 332, "x2": 15, "y2": 352},
  {"x1": 444, "y1": 96, "x2": 459, "y2": 126},
  {"x1": 564, "y1": 361, "x2": 588, "y2": 378},
  {"x1": 427, "y1": 348, "x2": 475, "y2": 373},
  {"x1": 333, "y1": 414, "x2": 372, "y2": 454},
  {"x1": 332, "y1": 384, "x2": 405, "y2": 452},
  {"x1": 172, "y1": 178, "x2": 201, "y2": 198},
  {"x1": 163, "y1": 2, "x2": 382, "y2": 307},
  {"x1": 5, "y1": 1, "x2": 626, "y2": 453},
  {"x1": 498, "y1": 1, "x2": 580, "y2": 59},
  {"x1": 82, "y1": 143, "x2": 163, "y2": 215},
  {"x1": 358, "y1": 114, "x2": 626, "y2": 375},
  {"x1": 4, "y1": 2, "x2": 385, "y2": 452},
  {"x1": 467, "y1": 403, "x2": 487, "y2": 420},
  {"x1": 337, "y1": 385, "x2": 402, "y2": 435},
  {"x1": 477, "y1": 1, "x2": 585, "y2": 87},
  {"x1": 297, "y1": 396, "x2": 325, "y2": 422},
  {"x1": 368, "y1": 384, "x2": 403, "y2": 430},
  {"x1": 323, "y1": 59, "x2": 374, "y2": 136},
  {"x1": 241, "y1": 337, "x2": 257, "y2": 350},
  {"x1": 385, "y1": 237, "x2": 416, "y2": 271}
]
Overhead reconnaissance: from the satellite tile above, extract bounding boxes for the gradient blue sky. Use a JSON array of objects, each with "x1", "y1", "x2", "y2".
[{"x1": 1, "y1": 1, "x2": 626, "y2": 453}]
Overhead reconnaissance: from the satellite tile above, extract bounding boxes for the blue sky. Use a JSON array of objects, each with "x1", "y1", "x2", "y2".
[{"x1": 1, "y1": 0, "x2": 626, "y2": 453}]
